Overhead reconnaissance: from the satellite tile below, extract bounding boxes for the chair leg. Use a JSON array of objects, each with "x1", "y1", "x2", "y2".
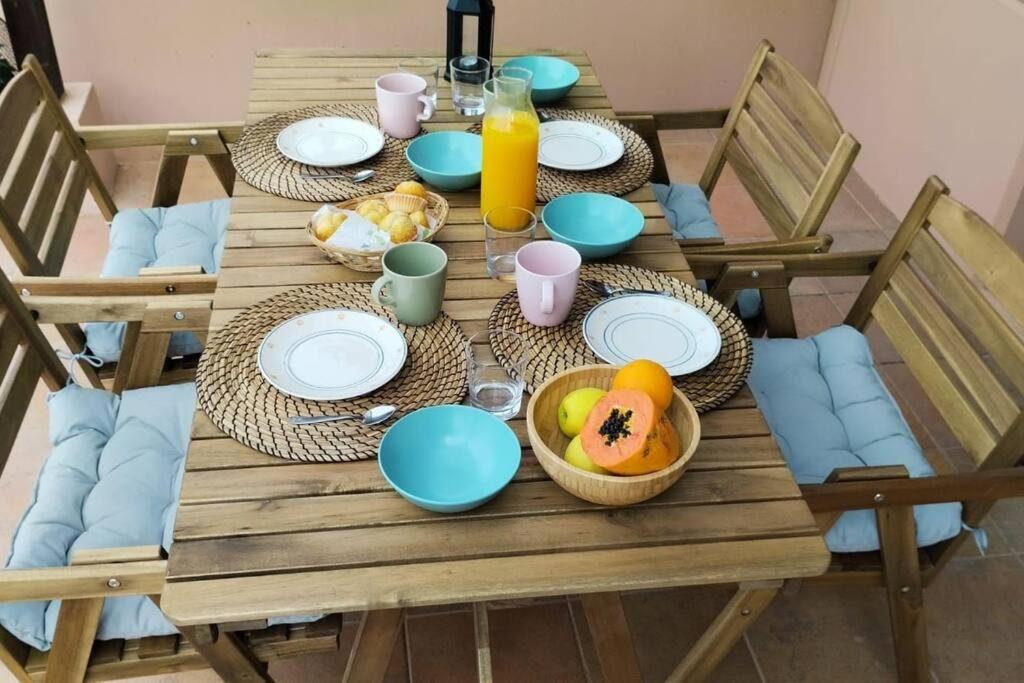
[
  {"x1": 342, "y1": 609, "x2": 404, "y2": 683},
  {"x1": 877, "y1": 504, "x2": 930, "y2": 682},
  {"x1": 178, "y1": 624, "x2": 274, "y2": 683},
  {"x1": 47, "y1": 597, "x2": 105, "y2": 682},
  {"x1": 580, "y1": 591, "x2": 644, "y2": 683}
]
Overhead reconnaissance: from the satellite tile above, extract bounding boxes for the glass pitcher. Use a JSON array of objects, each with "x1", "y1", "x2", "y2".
[{"x1": 480, "y1": 67, "x2": 539, "y2": 220}]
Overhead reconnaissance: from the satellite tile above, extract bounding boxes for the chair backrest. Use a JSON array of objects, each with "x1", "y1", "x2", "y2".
[
  {"x1": 702, "y1": 40, "x2": 860, "y2": 240},
  {"x1": 846, "y1": 176, "x2": 1024, "y2": 474},
  {"x1": 0, "y1": 55, "x2": 116, "y2": 276}
]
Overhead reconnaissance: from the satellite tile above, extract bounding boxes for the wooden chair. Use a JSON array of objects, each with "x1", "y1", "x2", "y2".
[
  {"x1": 691, "y1": 176, "x2": 1024, "y2": 681},
  {"x1": 622, "y1": 39, "x2": 860, "y2": 255},
  {"x1": 0, "y1": 54, "x2": 243, "y2": 388},
  {"x1": 0, "y1": 269, "x2": 345, "y2": 682}
]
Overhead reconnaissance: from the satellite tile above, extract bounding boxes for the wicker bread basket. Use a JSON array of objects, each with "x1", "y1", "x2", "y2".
[
  {"x1": 526, "y1": 365, "x2": 701, "y2": 506},
  {"x1": 307, "y1": 191, "x2": 450, "y2": 272}
]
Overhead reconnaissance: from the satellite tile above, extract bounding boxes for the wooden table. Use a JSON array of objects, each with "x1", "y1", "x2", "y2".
[{"x1": 160, "y1": 48, "x2": 830, "y2": 682}]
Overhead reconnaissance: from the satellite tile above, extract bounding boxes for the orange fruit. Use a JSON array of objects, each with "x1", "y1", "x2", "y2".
[{"x1": 611, "y1": 359, "x2": 674, "y2": 411}]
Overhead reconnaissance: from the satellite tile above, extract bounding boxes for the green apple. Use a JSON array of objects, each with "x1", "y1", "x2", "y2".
[
  {"x1": 564, "y1": 435, "x2": 609, "y2": 474},
  {"x1": 557, "y1": 387, "x2": 607, "y2": 437}
]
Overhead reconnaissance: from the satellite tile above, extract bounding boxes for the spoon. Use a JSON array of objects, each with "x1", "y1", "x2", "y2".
[
  {"x1": 582, "y1": 280, "x2": 674, "y2": 298},
  {"x1": 299, "y1": 168, "x2": 375, "y2": 182},
  {"x1": 288, "y1": 404, "x2": 397, "y2": 426}
]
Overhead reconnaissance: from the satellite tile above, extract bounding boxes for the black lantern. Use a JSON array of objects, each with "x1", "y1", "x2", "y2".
[{"x1": 444, "y1": 0, "x2": 494, "y2": 80}]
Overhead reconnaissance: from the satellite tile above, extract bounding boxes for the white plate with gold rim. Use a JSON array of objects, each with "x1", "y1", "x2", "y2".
[
  {"x1": 258, "y1": 309, "x2": 407, "y2": 401},
  {"x1": 538, "y1": 120, "x2": 625, "y2": 171},
  {"x1": 276, "y1": 117, "x2": 385, "y2": 167},
  {"x1": 582, "y1": 294, "x2": 722, "y2": 376}
]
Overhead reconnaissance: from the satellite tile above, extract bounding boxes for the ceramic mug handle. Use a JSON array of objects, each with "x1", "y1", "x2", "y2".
[
  {"x1": 540, "y1": 280, "x2": 554, "y2": 314},
  {"x1": 417, "y1": 95, "x2": 436, "y2": 122},
  {"x1": 371, "y1": 275, "x2": 396, "y2": 308}
]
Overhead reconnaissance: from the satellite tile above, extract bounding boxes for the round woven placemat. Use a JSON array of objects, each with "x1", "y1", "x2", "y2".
[
  {"x1": 231, "y1": 104, "x2": 418, "y2": 202},
  {"x1": 196, "y1": 283, "x2": 468, "y2": 462},
  {"x1": 468, "y1": 108, "x2": 654, "y2": 201},
  {"x1": 488, "y1": 264, "x2": 752, "y2": 413}
]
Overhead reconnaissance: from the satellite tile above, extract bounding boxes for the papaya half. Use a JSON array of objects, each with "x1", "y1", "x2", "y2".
[{"x1": 579, "y1": 389, "x2": 681, "y2": 475}]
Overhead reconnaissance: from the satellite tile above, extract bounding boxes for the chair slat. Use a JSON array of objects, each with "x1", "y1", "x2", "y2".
[
  {"x1": 733, "y1": 109, "x2": 809, "y2": 227},
  {"x1": 723, "y1": 141, "x2": 796, "y2": 237},
  {"x1": 0, "y1": 345, "x2": 44, "y2": 476},
  {"x1": 907, "y1": 230, "x2": 1024, "y2": 396},
  {"x1": 873, "y1": 291, "x2": 997, "y2": 463},
  {"x1": 20, "y1": 134, "x2": 74, "y2": 251},
  {"x1": 928, "y1": 194, "x2": 1024, "y2": 327},
  {"x1": 0, "y1": 101, "x2": 59, "y2": 221},
  {"x1": 745, "y1": 82, "x2": 825, "y2": 189},
  {"x1": 758, "y1": 52, "x2": 842, "y2": 155},
  {"x1": 40, "y1": 160, "x2": 88, "y2": 275},
  {"x1": 888, "y1": 263, "x2": 1016, "y2": 432},
  {"x1": 0, "y1": 70, "x2": 43, "y2": 177}
]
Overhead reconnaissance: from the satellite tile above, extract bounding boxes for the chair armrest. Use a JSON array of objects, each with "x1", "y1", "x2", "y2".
[
  {"x1": 688, "y1": 250, "x2": 882, "y2": 281},
  {"x1": 12, "y1": 274, "x2": 217, "y2": 297},
  {"x1": 0, "y1": 560, "x2": 166, "y2": 603},
  {"x1": 685, "y1": 235, "x2": 834, "y2": 256},
  {"x1": 678, "y1": 236, "x2": 728, "y2": 250},
  {"x1": 801, "y1": 466, "x2": 1024, "y2": 512},
  {"x1": 77, "y1": 122, "x2": 245, "y2": 150},
  {"x1": 618, "y1": 110, "x2": 730, "y2": 130},
  {"x1": 22, "y1": 292, "x2": 212, "y2": 328}
]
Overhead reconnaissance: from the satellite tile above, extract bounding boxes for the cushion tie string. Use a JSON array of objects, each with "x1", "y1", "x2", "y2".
[
  {"x1": 55, "y1": 350, "x2": 104, "y2": 386},
  {"x1": 961, "y1": 521, "x2": 989, "y2": 555}
]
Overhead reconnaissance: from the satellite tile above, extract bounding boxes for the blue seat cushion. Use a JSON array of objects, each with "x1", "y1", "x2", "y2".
[
  {"x1": 747, "y1": 325, "x2": 962, "y2": 553},
  {"x1": 652, "y1": 183, "x2": 761, "y2": 319},
  {"x1": 84, "y1": 199, "x2": 230, "y2": 363},
  {"x1": 0, "y1": 382, "x2": 196, "y2": 650}
]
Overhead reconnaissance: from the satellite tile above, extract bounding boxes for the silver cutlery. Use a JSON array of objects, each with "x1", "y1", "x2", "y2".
[
  {"x1": 537, "y1": 110, "x2": 555, "y2": 124},
  {"x1": 582, "y1": 279, "x2": 674, "y2": 298},
  {"x1": 299, "y1": 168, "x2": 375, "y2": 182},
  {"x1": 288, "y1": 404, "x2": 397, "y2": 426}
]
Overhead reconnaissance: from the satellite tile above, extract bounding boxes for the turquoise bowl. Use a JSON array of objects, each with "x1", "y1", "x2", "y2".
[
  {"x1": 378, "y1": 405, "x2": 521, "y2": 513},
  {"x1": 502, "y1": 56, "x2": 580, "y2": 104},
  {"x1": 541, "y1": 192, "x2": 645, "y2": 259},
  {"x1": 405, "y1": 131, "x2": 482, "y2": 191}
]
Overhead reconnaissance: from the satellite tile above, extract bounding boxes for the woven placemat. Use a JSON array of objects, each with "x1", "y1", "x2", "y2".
[
  {"x1": 488, "y1": 264, "x2": 752, "y2": 413},
  {"x1": 196, "y1": 283, "x2": 468, "y2": 462},
  {"x1": 232, "y1": 104, "x2": 417, "y2": 202},
  {"x1": 468, "y1": 108, "x2": 654, "y2": 202}
]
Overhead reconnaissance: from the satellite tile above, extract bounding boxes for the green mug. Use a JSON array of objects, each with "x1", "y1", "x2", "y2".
[{"x1": 372, "y1": 242, "x2": 448, "y2": 326}]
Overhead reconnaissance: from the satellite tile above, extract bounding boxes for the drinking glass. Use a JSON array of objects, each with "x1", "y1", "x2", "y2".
[
  {"x1": 484, "y1": 206, "x2": 536, "y2": 281},
  {"x1": 399, "y1": 57, "x2": 439, "y2": 107},
  {"x1": 467, "y1": 329, "x2": 527, "y2": 420},
  {"x1": 450, "y1": 56, "x2": 490, "y2": 116}
]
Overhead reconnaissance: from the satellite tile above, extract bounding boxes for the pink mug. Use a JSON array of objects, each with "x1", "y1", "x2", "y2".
[
  {"x1": 515, "y1": 241, "x2": 582, "y2": 327},
  {"x1": 375, "y1": 73, "x2": 436, "y2": 139}
]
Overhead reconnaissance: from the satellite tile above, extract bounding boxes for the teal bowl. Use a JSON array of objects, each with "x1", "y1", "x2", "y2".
[
  {"x1": 405, "y1": 131, "x2": 482, "y2": 191},
  {"x1": 541, "y1": 192, "x2": 645, "y2": 259},
  {"x1": 502, "y1": 56, "x2": 580, "y2": 104},
  {"x1": 378, "y1": 405, "x2": 521, "y2": 513}
]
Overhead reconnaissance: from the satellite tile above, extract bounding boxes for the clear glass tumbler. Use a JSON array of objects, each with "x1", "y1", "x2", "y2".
[
  {"x1": 467, "y1": 329, "x2": 528, "y2": 420},
  {"x1": 399, "y1": 57, "x2": 439, "y2": 107},
  {"x1": 484, "y1": 206, "x2": 536, "y2": 281},
  {"x1": 450, "y1": 56, "x2": 490, "y2": 116}
]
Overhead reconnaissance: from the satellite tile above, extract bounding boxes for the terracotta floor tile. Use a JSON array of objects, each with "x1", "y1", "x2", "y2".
[
  {"x1": 620, "y1": 587, "x2": 762, "y2": 682},
  {"x1": 662, "y1": 143, "x2": 714, "y2": 185},
  {"x1": 830, "y1": 229, "x2": 891, "y2": 253},
  {"x1": 746, "y1": 584, "x2": 901, "y2": 681},
  {"x1": 926, "y1": 557, "x2": 1024, "y2": 681},
  {"x1": 821, "y1": 273, "x2": 870, "y2": 296},
  {"x1": 405, "y1": 610, "x2": 478, "y2": 683},
  {"x1": 989, "y1": 498, "x2": 1024, "y2": 553},
  {"x1": 789, "y1": 276, "x2": 826, "y2": 296},
  {"x1": 709, "y1": 185, "x2": 775, "y2": 241},
  {"x1": 791, "y1": 294, "x2": 843, "y2": 337},
  {"x1": 844, "y1": 171, "x2": 902, "y2": 234},
  {"x1": 487, "y1": 601, "x2": 587, "y2": 682},
  {"x1": 821, "y1": 188, "x2": 883, "y2": 234},
  {"x1": 658, "y1": 128, "x2": 715, "y2": 145}
]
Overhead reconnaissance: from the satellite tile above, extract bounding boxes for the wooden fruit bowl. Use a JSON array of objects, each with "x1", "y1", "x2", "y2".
[{"x1": 526, "y1": 365, "x2": 701, "y2": 506}]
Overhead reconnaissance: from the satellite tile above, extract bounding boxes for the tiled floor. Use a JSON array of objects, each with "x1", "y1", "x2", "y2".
[{"x1": 1, "y1": 136, "x2": 1023, "y2": 682}]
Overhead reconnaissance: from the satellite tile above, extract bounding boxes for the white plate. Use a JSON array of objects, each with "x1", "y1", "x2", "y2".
[
  {"x1": 258, "y1": 309, "x2": 407, "y2": 401},
  {"x1": 582, "y1": 294, "x2": 722, "y2": 376},
  {"x1": 538, "y1": 120, "x2": 625, "y2": 171},
  {"x1": 275, "y1": 117, "x2": 385, "y2": 167}
]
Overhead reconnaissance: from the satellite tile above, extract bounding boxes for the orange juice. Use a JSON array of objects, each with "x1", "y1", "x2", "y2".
[{"x1": 481, "y1": 109, "x2": 539, "y2": 221}]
